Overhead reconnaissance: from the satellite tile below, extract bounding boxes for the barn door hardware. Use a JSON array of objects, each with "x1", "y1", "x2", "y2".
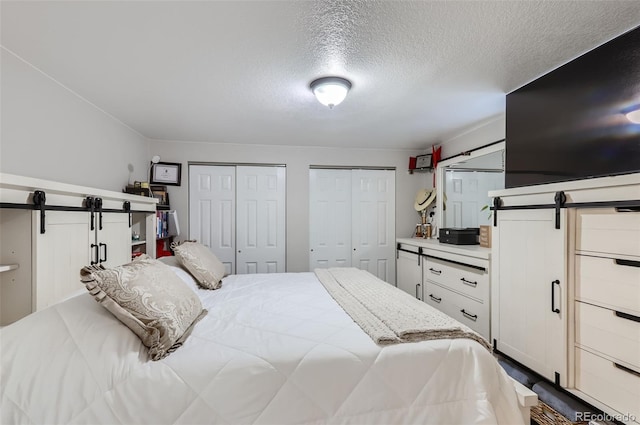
[
  {"x1": 123, "y1": 201, "x2": 132, "y2": 227},
  {"x1": 33, "y1": 190, "x2": 46, "y2": 234},
  {"x1": 492, "y1": 197, "x2": 502, "y2": 227},
  {"x1": 95, "y1": 198, "x2": 103, "y2": 230},
  {"x1": 85, "y1": 197, "x2": 96, "y2": 230},
  {"x1": 554, "y1": 191, "x2": 566, "y2": 229}
]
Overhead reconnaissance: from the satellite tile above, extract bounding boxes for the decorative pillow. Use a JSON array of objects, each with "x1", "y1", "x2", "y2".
[
  {"x1": 157, "y1": 255, "x2": 201, "y2": 294},
  {"x1": 171, "y1": 241, "x2": 225, "y2": 290},
  {"x1": 80, "y1": 255, "x2": 207, "y2": 360}
]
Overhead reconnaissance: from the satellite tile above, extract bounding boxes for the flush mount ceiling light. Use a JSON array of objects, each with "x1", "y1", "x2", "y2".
[
  {"x1": 626, "y1": 107, "x2": 640, "y2": 124},
  {"x1": 310, "y1": 76, "x2": 352, "y2": 109}
]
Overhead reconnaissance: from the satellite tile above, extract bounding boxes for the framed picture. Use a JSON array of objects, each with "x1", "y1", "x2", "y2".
[
  {"x1": 150, "y1": 185, "x2": 169, "y2": 207},
  {"x1": 150, "y1": 162, "x2": 182, "y2": 186}
]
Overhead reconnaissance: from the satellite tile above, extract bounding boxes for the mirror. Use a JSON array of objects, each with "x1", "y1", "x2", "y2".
[{"x1": 435, "y1": 142, "x2": 505, "y2": 230}]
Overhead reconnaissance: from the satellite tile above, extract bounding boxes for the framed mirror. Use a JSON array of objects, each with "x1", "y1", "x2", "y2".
[{"x1": 435, "y1": 141, "x2": 505, "y2": 232}]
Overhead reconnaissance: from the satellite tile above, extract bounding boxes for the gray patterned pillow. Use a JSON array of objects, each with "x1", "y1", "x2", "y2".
[
  {"x1": 172, "y1": 241, "x2": 225, "y2": 290},
  {"x1": 80, "y1": 255, "x2": 207, "y2": 360}
]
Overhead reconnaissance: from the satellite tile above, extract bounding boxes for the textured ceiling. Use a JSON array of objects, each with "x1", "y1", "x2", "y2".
[{"x1": 2, "y1": 1, "x2": 639, "y2": 150}]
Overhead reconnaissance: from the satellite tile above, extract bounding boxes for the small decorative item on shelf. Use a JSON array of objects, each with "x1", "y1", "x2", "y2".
[
  {"x1": 150, "y1": 185, "x2": 170, "y2": 209},
  {"x1": 479, "y1": 225, "x2": 491, "y2": 248},
  {"x1": 123, "y1": 182, "x2": 151, "y2": 197}
]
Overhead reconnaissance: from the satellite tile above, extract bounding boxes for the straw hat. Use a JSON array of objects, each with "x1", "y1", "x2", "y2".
[{"x1": 414, "y1": 188, "x2": 436, "y2": 211}]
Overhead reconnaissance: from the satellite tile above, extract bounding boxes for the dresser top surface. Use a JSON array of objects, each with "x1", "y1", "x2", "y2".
[{"x1": 397, "y1": 237, "x2": 491, "y2": 260}]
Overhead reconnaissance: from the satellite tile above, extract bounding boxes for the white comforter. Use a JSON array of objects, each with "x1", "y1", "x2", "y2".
[{"x1": 1, "y1": 270, "x2": 523, "y2": 425}]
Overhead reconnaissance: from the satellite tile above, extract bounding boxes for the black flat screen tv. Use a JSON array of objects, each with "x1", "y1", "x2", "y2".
[{"x1": 505, "y1": 26, "x2": 640, "y2": 189}]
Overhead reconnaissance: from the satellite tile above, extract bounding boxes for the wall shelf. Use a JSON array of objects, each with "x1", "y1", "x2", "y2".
[
  {"x1": 131, "y1": 240, "x2": 146, "y2": 247},
  {"x1": 0, "y1": 264, "x2": 19, "y2": 273},
  {"x1": 408, "y1": 167, "x2": 433, "y2": 174}
]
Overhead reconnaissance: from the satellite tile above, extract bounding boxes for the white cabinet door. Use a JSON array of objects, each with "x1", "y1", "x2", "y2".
[
  {"x1": 309, "y1": 169, "x2": 352, "y2": 269},
  {"x1": 189, "y1": 165, "x2": 236, "y2": 275},
  {"x1": 352, "y1": 169, "x2": 396, "y2": 284},
  {"x1": 236, "y1": 166, "x2": 286, "y2": 274},
  {"x1": 493, "y1": 208, "x2": 567, "y2": 386},
  {"x1": 97, "y1": 213, "x2": 131, "y2": 268},
  {"x1": 396, "y1": 249, "x2": 423, "y2": 300},
  {"x1": 34, "y1": 211, "x2": 91, "y2": 311}
]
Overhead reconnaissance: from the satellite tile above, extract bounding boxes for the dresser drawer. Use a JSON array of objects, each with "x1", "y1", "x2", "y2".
[
  {"x1": 575, "y1": 301, "x2": 640, "y2": 369},
  {"x1": 576, "y1": 208, "x2": 640, "y2": 257},
  {"x1": 575, "y1": 254, "x2": 640, "y2": 315},
  {"x1": 423, "y1": 256, "x2": 489, "y2": 303},
  {"x1": 575, "y1": 348, "x2": 640, "y2": 422},
  {"x1": 424, "y1": 281, "x2": 489, "y2": 339}
]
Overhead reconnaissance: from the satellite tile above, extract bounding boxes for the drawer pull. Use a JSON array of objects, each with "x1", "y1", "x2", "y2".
[
  {"x1": 615, "y1": 258, "x2": 640, "y2": 268},
  {"x1": 429, "y1": 294, "x2": 441, "y2": 303},
  {"x1": 613, "y1": 362, "x2": 640, "y2": 378},
  {"x1": 615, "y1": 206, "x2": 640, "y2": 213},
  {"x1": 460, "y1": 309, "x2": 478, "y2": 321},
  {"x1": 551, "y1": 280, "x2": 560, "y2": 314},
  {"x1": 615, "y1": 310, "x2": 640, "y2": 323},
  {"x1": 460, "y1": 277, "x2": 477, "y2": 287},
  {"x1": 429, "y1": 268, "x2": 442, "y2": 275}
]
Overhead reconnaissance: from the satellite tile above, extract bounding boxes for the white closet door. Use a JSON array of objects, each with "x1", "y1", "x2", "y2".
[
  {"x1": 351, "y1": 169, "x2": 396, "y2": 284},
  {"x1": 236, "y1": 166, "x2": 286, "y2": 274},
  {"x1": 189, "y1": 165, "x2": 236, "y2": 275},
  {"x1": 309, "y1": 169, "x2": 352, "y2": 269}
]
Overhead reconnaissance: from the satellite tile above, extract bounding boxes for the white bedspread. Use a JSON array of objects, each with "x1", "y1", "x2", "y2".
[{"x1": 1, "y1": 271, "x2": 523, "y2": 424}]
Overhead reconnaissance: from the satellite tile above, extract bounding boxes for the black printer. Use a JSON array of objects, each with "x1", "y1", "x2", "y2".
[{"x1": 438, "y1": 227, "x2": 480, "y2": 245}]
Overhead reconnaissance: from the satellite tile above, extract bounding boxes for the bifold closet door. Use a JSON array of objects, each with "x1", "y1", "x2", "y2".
[
  {"x1": 309, "y1": 168, "x2": 395, "y2": 284},
  {"x1": 309, "y1": 169, "x2": 353, "y2": 269},
  {"x1": 236, "y1": 166, "x2": 286, "y2": 274},
  {"x1": 351, "y1": 169, "x2": 396, "y2": 283},
  {"x1": 189, "y1": 165, "x2": 236, "y2": 275},
  {"x1": 189, "y1": 165, "x2": 286, "y2": 275}
]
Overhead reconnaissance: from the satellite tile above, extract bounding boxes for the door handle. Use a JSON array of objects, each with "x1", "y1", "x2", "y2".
[
  {"x1": 415, "y1": 283, "x2": 421, "y2": 300},
  {"x1": 551, "y1": 280, "x2": 560, "y2": 314},
  {"x1": 90, "y1": 243, "x2": 99, "y2": 265},
  {"x1": 99, "y1": 243, "x2": 107, "y2": 263}
]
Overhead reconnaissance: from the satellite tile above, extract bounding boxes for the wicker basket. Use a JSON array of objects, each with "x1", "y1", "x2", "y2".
[{"x1": 530, "y1": 400, "x2": 588, "y2": 425}]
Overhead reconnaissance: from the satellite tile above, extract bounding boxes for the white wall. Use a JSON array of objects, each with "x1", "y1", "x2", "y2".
[
  {"x1": 151, "y1": 140, "x2": 426, "y2": 272},
  {"x1": 439, "y1": 114, "x2": 505, "y2": 159},
  {"x1": 0, "y1": 48, "x2": 149, "y2": 191}
]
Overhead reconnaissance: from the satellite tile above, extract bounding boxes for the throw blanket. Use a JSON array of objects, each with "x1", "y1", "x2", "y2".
[{"x1": 315, "y1": 267, "x2": 491, "y2": 350}]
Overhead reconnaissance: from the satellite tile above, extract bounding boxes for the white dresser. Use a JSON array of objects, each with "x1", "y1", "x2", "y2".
[
  {"x1": 396, "y1": 238, "x2": 491, "y2": 340},
  {"x1": 572, "y1": 208, "x2": 640, "y2": 424},
  {"x1": 489, "y1": 173, "x2": 640, "y2": 425}
]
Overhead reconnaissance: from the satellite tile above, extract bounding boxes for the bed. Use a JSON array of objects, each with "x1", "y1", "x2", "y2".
[{"x1": 1, "y1": 262, "x2": 526, "y2": 424}]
